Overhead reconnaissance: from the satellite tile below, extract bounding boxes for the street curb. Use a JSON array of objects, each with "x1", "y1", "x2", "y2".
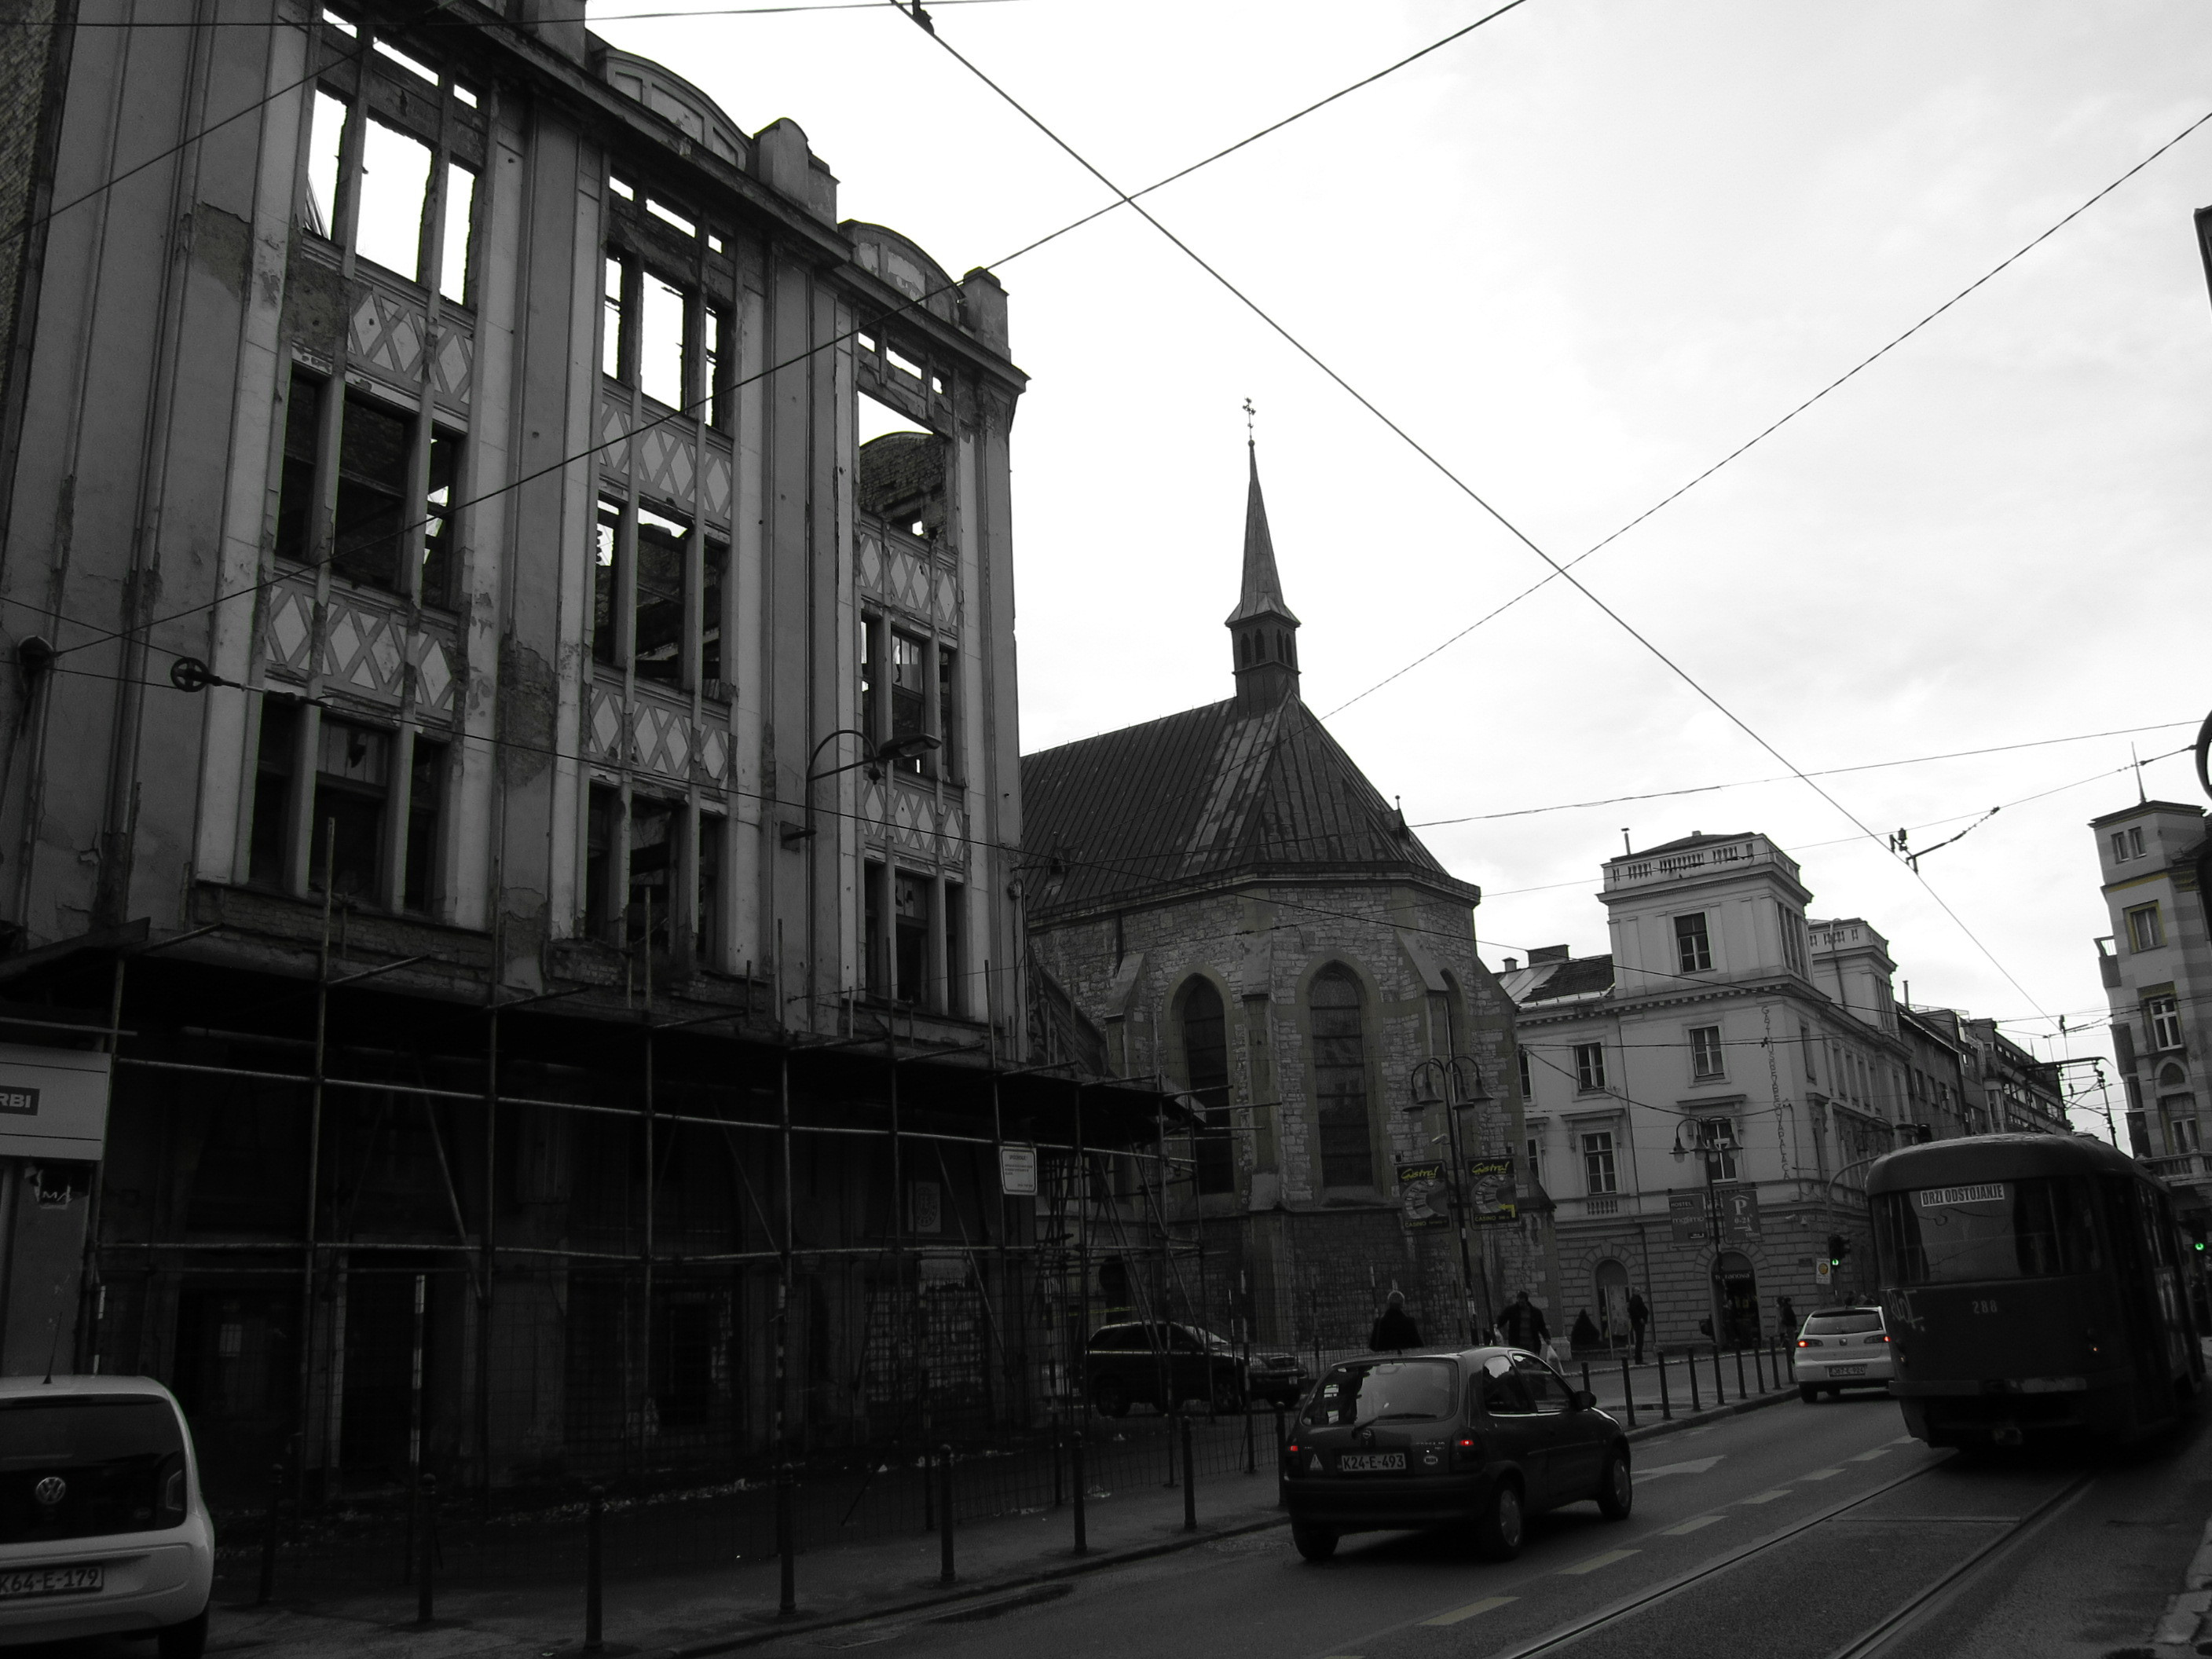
[
  {"x1": 1623, "y1": 1383, "x2": 1796, "y2": 1445},
  {"x1": 2150, "y1": 1515, "x2": 2212, "y2": 1657},
  {"x1": 653, "y1": 1507, "x2": 1293, "y2": 1657}
]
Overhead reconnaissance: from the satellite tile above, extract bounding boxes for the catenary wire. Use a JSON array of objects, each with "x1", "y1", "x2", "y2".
[{"x1": 895, "y1": 1, "x2": 2111, "y2": 1022}]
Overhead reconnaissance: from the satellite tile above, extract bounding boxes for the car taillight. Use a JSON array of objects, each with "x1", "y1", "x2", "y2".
[
  {"x1": 1797, "y1": 1339, "x2": 1817, "y2": 1348},
  {"x1": 1873, "y1": 1335, "x2": 1890, "y2": 1344},
  {"x1": 1451, "y1": 1435, "x2": 1483, "y2": 1470},
  {"x1": 1286, "y1": 1442, "x2": 1300, "y2": 1457},
  {"x1": 162, "y1": 1466, "x2": 185, "y2": 1518}
]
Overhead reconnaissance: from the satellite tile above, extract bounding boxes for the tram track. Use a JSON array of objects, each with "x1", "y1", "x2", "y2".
[{"x1": 1479, "y1": 1452, "x2": 2097, "y2": 1659}]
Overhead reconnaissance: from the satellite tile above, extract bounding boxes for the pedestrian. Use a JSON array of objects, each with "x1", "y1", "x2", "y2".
[
  {"x1": 1368, "y1": 1288, "x2": 1423, "y2": 1353},
  {"x1": 1627, "y1": 1290, "x2": 1650, "y2": 1364},
  {"x1": 1570, "y1": 1309, "x2": 1600, "y2": 1352},
  {"x1": 1497, "y1": 1290, "x2": 1549, "y2": 1354},
  {"x1": 1777, "y1": 1295, "x2": 1798, "y2": 1340}
]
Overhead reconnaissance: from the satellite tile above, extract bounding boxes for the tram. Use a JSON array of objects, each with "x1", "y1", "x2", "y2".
[{"x1": 1868, "y1": 1132, "x2": 2203, "y2": 1448}]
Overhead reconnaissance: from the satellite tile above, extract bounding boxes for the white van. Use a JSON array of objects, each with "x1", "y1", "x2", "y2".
[{"x1": 0, "y1": 1377, "x2": 214, "y2": 1657}]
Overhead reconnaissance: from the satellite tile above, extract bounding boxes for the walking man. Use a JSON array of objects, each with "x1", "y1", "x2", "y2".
[
  {"x1": 1369, "y1": 1288, "x2": 1423, "y2": 1353},
  {"x1": 1497, "y1": 1290, "x2": 1549, "y2": 1354},
  {"x1": 1627, "y1": 1289, "x2": 1650, "y2": 1364}
]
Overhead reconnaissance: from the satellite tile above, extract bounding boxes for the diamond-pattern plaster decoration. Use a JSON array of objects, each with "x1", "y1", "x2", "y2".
[
  {"x1": 264, "y1": 584, "x2": 313, "y2": 672},
  {"x1": 697, "y1": 727, "x2": 728, "y2": 784},
  {"x1": 702, "y1": 449, "x2": 732, "y2": 525},
  {"x1": 409, "y1": 633, "x2": 455, "y2": 714},
  {"x1": 429, "y1": 328, "x2": 473, "y2": 406},
  {"x1": 588, "y1": 687, "x2": 623, "y2": 759},
  {"x1": 856, "y1": 530, "x2": 882, "y2": 591},
  {"x1": 365, "y1": 613, "x2": 404, "y2": 687},
  {"x1": 351, "y1": 289, "x2": 426, "y2": 381},
  {"x1": 324, "y1": 609, "x2": 363, "y2": 680},
  {"x1": 635, "y1": 427, "x2": 696, "y2": 511},
  {"x1": 599, "y1": 397, "x2": 632, "y2": 478}
]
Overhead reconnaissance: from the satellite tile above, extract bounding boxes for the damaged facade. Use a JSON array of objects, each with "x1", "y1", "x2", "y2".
[
  {"x1": 1020, "y1": 445, "x2": 1558, "y2": 1363},
  {"x1": 0, "y1": 0, "x2": 1171, "y2": 1500}
]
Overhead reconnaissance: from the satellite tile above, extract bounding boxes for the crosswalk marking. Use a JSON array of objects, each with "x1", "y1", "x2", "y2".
[
  {"x1": 1639, "y1": 1456, "x2": 1723, "y2": 1479},
  {"x1": 1891, "y1": 1435, "x2": 1916, "y2": 1445},
  {"x1": 1422, "y1": 1595, "x2": 1517, "y2": 1627},
  {"x1": 1801, "y1": 1467, "x2": 1844, "y2": 1480},
  {"x1": 1660, "y1": 1514, "x2": 1726, "y2": 1536},
  {"x1": 1558, "y1": 1549, "x2": 1639, "y2": 1576},
  {"x1": 1850, "y1": 1448, "x2": 1890, "y2": 1462},
  {"x1": 1741, "y1": 1488, "x2": 1793, "y2": 1503}
]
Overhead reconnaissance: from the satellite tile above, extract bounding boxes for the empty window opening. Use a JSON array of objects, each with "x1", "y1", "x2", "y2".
[
  {"x1": 1310, "y1": 967, "x2": 1371, "y2": 1188},
  {"x1": 628, "y1": 794, "x2": 677, "y2": 950},
  {"x1": 639, "y1": 269, "x2": 687, "y2": 408},
  {"x1": 1179, "y1": 977, "x2": 1232, "y2": 1196},
  {"x1": 706, "y1": 232, "x2": 723, "y2": 253},
  {"x1": 889, "y1": 629, "x2": 927, "y2": 771},
  {"x1": 694, "y1": 813, "x2": 721, "y2": 961},
  {"x1": 857, "y1": 387, "x2": 927, "y2": 445},
  {"x1": 943, "y1": 881, "x2": 965, "y2": 1019},
  {"x1": 886, "y1": 344, "x2": 923, "y2": 381},
  {"x1": 930, "y1": 374, "x2": 945, "y2": 396},
  {"x1": 646, "y1": 198, "x2": 695, "y2": 238},
  {"x1": 859, "y1": 614, "x2": 879, "y2": 743},
  {"x1": 602, "y1": 255, "x2": 628, "y2": 380},
  {"x1": 419, "y1": 427, "x2": 460, "y2": 606},
  {"x1": 274, "y1": 366, "x2": 324, "y2": 564},
  {"x1": 309, "y1": 718, "x2": 391, "y2": 900},
  {"x1": 372, "y1": 37, "x2": 438, "y2": 86},
  {"x1": 701, "y1": 536, "x2": 727, "y2": 687},
  {"x1": 332, "y1": 391, "x2": 411, "y2": 590},
  {"x1": 355, "y1": 116, "x2": 434, "y2": 281},
  {"x1": 304, "y1": 89, "x2": 347, "y2": 239},
  {"x1": 609, "y1": 174, "x2": 635, "y2": 201},
  {"x1": 893, "y1": 870, "x2": 929, "y2": 1004},
  {"x1": 592, "y1": 497, "x2": 621, "y2": 666},
  {"x1": 1674, "y1": 910, "x2": 1712, "y2": 973},
  {"x1": 632, "y1": 506, "x2": 688, "y2": 683},
  {"x1": 452, "y1": 81, "x2": 478, "y2": 108},
  {"x1": 856, "y1": 332, "x2": 877, "y2": 355},
  {"x1": 320, "y1": 5, "x2": 357, "y2": 35},
  {"x1": 248, "y1": 699, "x2": 301, "y2": 886},
  {"x1": 863, "y1": 860, "x2": 887, "y2": 997},
  {"x1": 584, "y1": 785, "x2": 620, "y2": 939},
  {"x1": 404, "y1": 738, "x2": 444, "y2": 912},
  {"x1": 440, "y1": 160, "x2": 475, "y2": 304},
  {"x1": 935, "y1": 645, "x2": 958, "y2": 780},
  {"x1": 855, "y1": 421, "x2": 945, "y2": 540},
  {"x1": 702, "y1": 305, "x2": 727, "y2": 430}
]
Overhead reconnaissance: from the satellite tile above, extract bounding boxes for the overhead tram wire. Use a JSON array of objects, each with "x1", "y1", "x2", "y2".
[
  {"x1": 1320, "y1": 103, "x2": 2212, "y2": 722},
  {"x1": 27, "y1": 0, "x2": 1021, "y2": 23},
  {"x1": 894, "y1": 1, "x2": 2137, "y2": 1022},
  {"x1": 19, "y1": 0, "x2": 1536, "y2": 664}
]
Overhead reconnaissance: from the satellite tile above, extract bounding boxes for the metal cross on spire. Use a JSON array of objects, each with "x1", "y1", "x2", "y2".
[{"x1": 1243, "y1": 397, "x2": 1254, "y2": 444}]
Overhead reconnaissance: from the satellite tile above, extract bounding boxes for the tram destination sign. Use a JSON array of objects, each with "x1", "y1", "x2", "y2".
[{"x1": 1919, "y1": 1183, "x2": 2005, "y2": 1207}]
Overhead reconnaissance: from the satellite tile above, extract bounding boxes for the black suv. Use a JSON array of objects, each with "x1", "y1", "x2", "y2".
[{"x1": 1086, "y1": 1323, "x2": 1249, "y2": 1415}]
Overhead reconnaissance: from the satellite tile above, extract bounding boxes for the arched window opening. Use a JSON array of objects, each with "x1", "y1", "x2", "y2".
[
  {"x1": 1311, "y1": 966, "x2": 1372, "y2": 1188},
  {"x1": 1177, "y1": 978, "x2": 1233, "y2": 1196},
  {"x1": 1593, "y1": 1259, "x2": 1630, "y2": 1350}
]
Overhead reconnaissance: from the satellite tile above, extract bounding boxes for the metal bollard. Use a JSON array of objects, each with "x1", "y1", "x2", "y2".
[
  {"x1": 1621, "y1": 1356, "x2": 1637, "y2": 1428},
  {"x1": 1581, "y1": 1361, "x2": 1591, "y2": 1399},
  {"x1": 775, "y1": 1467, "x2": 797, "y2": 1616},
  {"x1": 1243, "y1": 1395, "x2": 1256, "y2": 1476},
  {"x1": 937, "y1": 1447, "x2": 955, "y2": 1585},
  {"x1": 257, "y1": 1462, "x2": 283, "y2": 1606},
  {"x1": 1179, "y1": 1411, "x2": 1196, "y2": 1533},
  {"x1": 1658, "y1": 1350, "x2": 1672, "y2": 1419},
  {"x1": 1273, "y1": 1406, "x2": 1287, "y2": 1510},
  {"x1": 584, "y1": 1485, "x2": 605, "y2": 1650},
  {"x1": 1753, "y1": 1344, "x2": 1766, "y2": 1393},
  {"x1": 1052, "y1": 1429, "x2": 1064, "y2": 1509},
  {"x1": 416, "y1": 1474, "x2": 436, "y2": 1626},
  {"x1": 1687, "y1": 1348, "x2": 1701, "y2": 1412},
  {"x1": 1712, "y1": 1346, "x2": 1727, "y2": 1407},
  {"x1": 1071, "y1": 1434, "x2": 1088, "y2": 1555}
]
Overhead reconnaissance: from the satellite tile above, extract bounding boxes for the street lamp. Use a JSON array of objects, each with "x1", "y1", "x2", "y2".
[
  {"x1": 1405, "y1": 1055, "x2": 1495, "y2": 1344},
  {"x1": 780, "y1": 727, "x2": 941, "y2": 847},
  {"x1": 1671, "y1": 1117, "x2": 1740, "y2": 1339}
]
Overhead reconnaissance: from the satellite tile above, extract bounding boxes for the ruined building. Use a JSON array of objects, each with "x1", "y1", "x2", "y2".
[
  {"x1": 0, "y1": 0, "x2": 1171, "y2": 1500},
  {"x1": 1020, "y1": 444, "x2": 1555, "y2": 1362}
]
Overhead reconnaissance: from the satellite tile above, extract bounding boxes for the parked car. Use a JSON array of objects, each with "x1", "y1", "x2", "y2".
[
  {"x1": 1282, "y1": 1346, "x2": 1632, "y2": 1562},
  {"x1": 1793, "y1": 1305, "x2": 1895, "y2": 1401},
  {"x1": 1086, "y1": 1322, "x2": 1248, "y2": 1415},
  {"x1": 1246, "y1": 1350, "x2": 1312, "y2": 1408},
  {"x1": 0, "y1": 1375, "x2": 213, "y2": 1657}
]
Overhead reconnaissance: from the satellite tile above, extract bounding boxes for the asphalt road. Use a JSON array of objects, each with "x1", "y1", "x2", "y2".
[{"x1": 756, "y1": 1392, "x2": 2212, "y2": 1659}]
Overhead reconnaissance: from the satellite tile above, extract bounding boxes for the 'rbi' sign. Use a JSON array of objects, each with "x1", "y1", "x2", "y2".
[{"x1": 0, "y1": 1087, "x2": 37, "y2": 1116}]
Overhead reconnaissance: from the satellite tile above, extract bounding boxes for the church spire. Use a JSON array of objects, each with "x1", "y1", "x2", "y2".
[{"x1": 1226, "y1": 425, "x2": 1300, "y2": 712}]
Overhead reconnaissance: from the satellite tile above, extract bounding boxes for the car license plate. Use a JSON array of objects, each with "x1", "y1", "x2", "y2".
[
  {"x1": 0, "y1": 1566, "x2": 101, "y2": 1599},
  {"x1": 1335, "y1": 1452, "x2": 1405, "y2": 1473},
  {"x1": 1830, "y1": 1364, "x2": 1866, "y2": 1378}
]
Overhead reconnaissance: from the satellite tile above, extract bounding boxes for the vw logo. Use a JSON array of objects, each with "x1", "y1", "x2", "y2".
[{"x1": 33, "y1": 1477, "x2": 65, "y2": 1507}]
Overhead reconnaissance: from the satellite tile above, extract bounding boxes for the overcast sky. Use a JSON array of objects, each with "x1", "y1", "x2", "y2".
[{"x1": 597, "y1": 0, "x2": 2212, "y2": 1133}]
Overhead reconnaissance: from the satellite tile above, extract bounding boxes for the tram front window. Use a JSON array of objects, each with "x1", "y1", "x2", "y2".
[{"x1": 1875, "y1": 1177, "x2": 2102, "y2": 1284}]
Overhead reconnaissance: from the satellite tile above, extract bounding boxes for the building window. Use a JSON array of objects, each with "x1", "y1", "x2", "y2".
[
  {"x1": 1697, "y1": 1118, "x2": 1741, "y2": 1181},
  {"x1": 403, "y1": 738, "x2": 444, "y2": 913},
  {"x1": 593, "y1": 498, "x2": 622, "y2": 666},
  {"x1": 936, "y1": 645, "x2": 958, "y2": 780},
  {"x1": 1516, "y1": 1049, "x2": 1533, "y2": 1104},
  {"x1": 1689, "y1": 1024, "x2": 1725, "y2": 1082},
  {"x1": 892, "y1": 870, "x2": 930, "y2": 1002},
  {"x1": 2127, "y1": 903, "x2": 2164, "y2": 953},
  {"x1": 2113, "y1": 826, "x2": 2146, "y2": 861},
  {"x1": 1525, "y1": 1132, "x2": 1544, "y2": 1188},
  {"x1": 1675, "y1": 911, "x2": 1712, "y2": 973},
  {"x1": 1573, "y1": 1042, "x2": 1607, "y2": 1093},
  {"x1": 943, "y1": 880, "x2": 965, "y2": 1016},
  {"x1": 584, "y1": 786, "x2": 619, "y2": 939},
  {"x1": 299, "y1": 60, "x2": 476, "y2": 300},
  {"x1": 1581, "y1": 1131, "x2": 1617, "y2": 1196},
  {"x1": 307, "y1": 718, "x2": 391, "y2": 900},
  {"x1": 626, "y1": 794, "x2": 677, "y2": 951},
  {"x1": 632, "y1": 506, "x2": 689, "y2": 683},
  {"x1": 247, "y1": 698, "x2": 301, "y2": 887},
  {"x1": 1778, "y1": 903, "x2": 1807, "y2": 976},
  {"x1": 1800, "y1": 1020, "x2": 1816, "y2": 1082},
  {"x1": 1178, "y1": 978, "x2": 1233, "y2": 1196},
  {"x1": 638, "y1": 267, "x2": 689, "y2": 409},
  {"x1": 890, "y1": 629, "x2": 928, "y2": 773},
  {"x1": 2165, "y1": 1098, "x2": 2200, "y2": 1154},
  {"x1": 592, "y1": 498, "x2": 727, "y2": 689},
  {"x1": 2149, "y1": 994, "x2": 2184, "y2": 1052},
  {"x1": 1310, "y1": 967, "x2": 1372, "y2": 1188},
  {"x1": 694, "y1": 811, "x2": 721, "y2": 964},
  {"x1": 602, "y1": 254, "x2": 629, "y2": 379}
]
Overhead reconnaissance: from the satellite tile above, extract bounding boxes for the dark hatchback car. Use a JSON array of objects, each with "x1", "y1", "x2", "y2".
[
  {"x1": 1087, "y1": 1323, "x2": 1248, "y2": 1415},
  {"x1": 1282, "y1": 1347, "x2": 1632, "y2": 1562}
]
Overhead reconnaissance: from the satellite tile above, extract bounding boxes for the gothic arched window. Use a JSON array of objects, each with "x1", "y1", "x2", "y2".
[
  {"x1": 1177, "y1": 978, "x2": 1233, "y2": 1195},
  {"x1": 1311, "y1": 966, "x2": 1372, "y2": 1188}
]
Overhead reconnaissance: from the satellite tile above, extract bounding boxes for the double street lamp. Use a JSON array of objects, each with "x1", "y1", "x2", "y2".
[
  {"x1": 781, "y1": 727, "x2": 941, "y2": 848},
  {"x1": 1406, "y1": 1056, "x2": 1496, "y2": 1345},
  {"x1": 1671, "y1": 1116, "x2": 1741, "y2": 1340}
]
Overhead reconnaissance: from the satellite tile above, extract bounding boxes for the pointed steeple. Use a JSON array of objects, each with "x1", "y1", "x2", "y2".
[{"x1": 1226, "y1": 437, "x2": 1300, "y2": 712}]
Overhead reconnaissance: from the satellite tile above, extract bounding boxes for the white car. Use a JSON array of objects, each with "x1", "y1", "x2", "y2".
[
  {"x1": 0, "y1": 1376, "x2": 212, "y2": 1657},
  {"x1": 1794, "y1": 1306, "x2": 1895, "y2": 1401}
]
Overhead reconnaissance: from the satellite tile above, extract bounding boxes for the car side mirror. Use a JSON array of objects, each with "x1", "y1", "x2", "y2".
[{"x1": 1569, "y1": 1390, "x2": 1597, "y2": 1411}]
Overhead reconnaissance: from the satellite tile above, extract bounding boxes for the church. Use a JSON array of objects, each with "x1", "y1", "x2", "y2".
[{"x1": 1020, "y1": 445, "x2": 1560, "y2": 1364}]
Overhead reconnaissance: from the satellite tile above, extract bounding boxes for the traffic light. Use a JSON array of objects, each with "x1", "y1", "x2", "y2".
[
  {"x1": 1826, "y1": 1234, "x2": 1849, "y2": 1270},
  {"x1": 2185, "y1": 1216, "x2": 2209, "y2": 1257}
]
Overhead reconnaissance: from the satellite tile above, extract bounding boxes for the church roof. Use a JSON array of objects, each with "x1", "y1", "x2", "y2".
[{"x1": 1020, "y1": 695, "x2": 1474, "y2": 921}]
